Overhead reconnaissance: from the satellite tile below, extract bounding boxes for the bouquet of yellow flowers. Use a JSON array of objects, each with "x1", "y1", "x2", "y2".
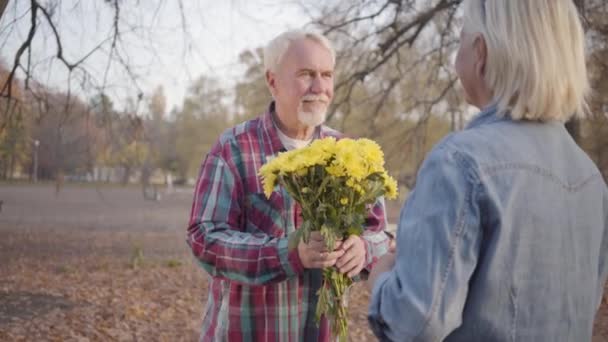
[{"x1": 259, "y1": 137, "x2": 398, "y2": 341}]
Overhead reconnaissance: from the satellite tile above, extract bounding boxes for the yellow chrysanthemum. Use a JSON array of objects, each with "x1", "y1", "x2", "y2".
[
  {"x1": 261, "y1": 172, "x2": 277, "y2": 198},
  {"x1": 326, "y1": 163, "x2": 346, "y2": 178},
  {"x1": 309, "y1": 137, "x2": 336, "y2": 157},
  {"x1": 356, "y1": 138, "x2": 385, "y2": 175},
  {"x1": 259, "y1": 160, "x2": 276, "y2": 183},
  {"x1": 262, "y1": 152, "x2": 290, "y2": 175},
  {"x1": 345, "y1": 178, "x2": 365, "y2": 194},
  {"x1": 259, "y1": 136, "x2": 397, "y2": 199},
  {"x1": 296, "y1": 148, "x2": 325, "y2": 169},
  {"x1": 354, "y1": 184, "x2": 365, "y2": 194},
  {"x1": 334, "y1": 139, "x2": 367, "y2": 181},
  {"x1": 381, "y1": 171, "x2": 398, "y2": 199}
]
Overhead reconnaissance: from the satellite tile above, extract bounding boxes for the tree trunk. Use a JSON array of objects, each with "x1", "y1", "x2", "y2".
[
  {"x1": 122, "y1": 166, "x2": 131, "y2": 185},
  {"x1": 0, "y1": 0, "x2": 9, "y2": 21},
  {"x1": 573, "y1": 0, "x2": 585, "y2": 13},
  {"x1": 564, "y1": 0, "x2": 586, "y2": 146},
  {"x1": 55, "y1": 170, "x2": 64, "y2": 197},
  {"x1": 565, "y1": 119, "x2": 582, "y2": 145},
  {"x1": 7, "y1": 149, "x2": 14, "y2": 180},
  {"x1": 1, "y1": 157, "x2": 6, "y2": 180},
  {"x1": 141, "y1": 163, "x2": 151, "y2": 199}
]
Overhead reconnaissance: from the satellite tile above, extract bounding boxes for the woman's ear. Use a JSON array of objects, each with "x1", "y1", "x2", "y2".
[{"x1": 473, "y1": 35, "x2": 488, "y2": 77}]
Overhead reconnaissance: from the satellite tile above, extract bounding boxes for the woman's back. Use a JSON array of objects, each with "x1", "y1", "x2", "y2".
[{"x1": 446, "y1": 110, "x2": 608, "y2": 341}]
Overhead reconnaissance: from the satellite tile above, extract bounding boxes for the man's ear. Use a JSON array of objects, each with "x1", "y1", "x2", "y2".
[
  {"x1": 473, "y1": 35, "x2": 488, "y2": 77},
  {"x1": 266, "y1": 70, "x2": 277, "y2": 98}
]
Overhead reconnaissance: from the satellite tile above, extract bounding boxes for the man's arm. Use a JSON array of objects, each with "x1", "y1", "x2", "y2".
[
  {"x1": 368, "y1": 143, "x2": 482, "y2": 341},
  {"x1": 187, "y1": 150, "x2": 303, "y2": 286}
]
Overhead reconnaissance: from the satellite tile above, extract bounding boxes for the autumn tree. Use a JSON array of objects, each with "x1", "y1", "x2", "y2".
[
  {"x1": 234, "y1": 48, "x2": 272, "y2": 121},
  {"x1": 581, "y1": 0, "x2": 608, "y2": 181},
  {"x1": 0, "y1": 0, "x2": 194, "y2": 184},
  {"x1": 174, "y1": 76, "x2": 230, "y2": 181}
]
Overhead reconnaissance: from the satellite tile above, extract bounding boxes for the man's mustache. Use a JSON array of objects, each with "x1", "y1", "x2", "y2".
[{"x1": 301, "y1": 95, "x2": 329, "y2": 103}]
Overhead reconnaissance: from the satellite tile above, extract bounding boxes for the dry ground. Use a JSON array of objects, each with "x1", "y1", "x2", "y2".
[{"x1": 0, "y1": 184, "x2": 606, "y2": 341}]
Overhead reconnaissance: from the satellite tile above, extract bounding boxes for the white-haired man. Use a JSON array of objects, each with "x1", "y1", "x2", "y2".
[{"x1": 187, "y1": 30, "x2": 391, "y2": 341}]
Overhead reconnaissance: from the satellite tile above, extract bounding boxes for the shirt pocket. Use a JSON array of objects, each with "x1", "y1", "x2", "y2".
[{"x1": 244, "y1": 191, "x2": 286, "y2": 238}]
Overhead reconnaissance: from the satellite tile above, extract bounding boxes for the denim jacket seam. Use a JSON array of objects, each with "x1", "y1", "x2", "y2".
[
  {"x1": 480, "y1": 163, "x2": 600, "y2": 193},
  {"x1": 510, "y1": 286, "x2": 518, "y2": 341},
  {"x1": 415, "y1": 146, "x2": 480, "y2": 340}
]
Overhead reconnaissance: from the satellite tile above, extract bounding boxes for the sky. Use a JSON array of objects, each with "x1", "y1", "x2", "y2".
[{"x1": 0, "y1": 0, "x2": 318, "y2": 114}]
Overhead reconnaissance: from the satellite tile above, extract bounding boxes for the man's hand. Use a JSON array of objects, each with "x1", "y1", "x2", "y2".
[
  {"x1": 388, "y1": 237, "x2": 396, "y2": 253},
  {"x1": 336, "y1": 235, "x2": 366, "y2": 278},
  {"x1": 367, "y1": 252, "x2": 396, "y2": 291},
  {"x1": 298, "y1": 231, "x2": 344, "y2": 269}
]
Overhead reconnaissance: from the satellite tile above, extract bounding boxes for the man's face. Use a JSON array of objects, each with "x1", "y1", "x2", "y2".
[{"x1": 267, "y1": 38, "x2": 334, "y2": 128}]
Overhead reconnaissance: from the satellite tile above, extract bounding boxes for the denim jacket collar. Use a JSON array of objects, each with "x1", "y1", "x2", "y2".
[{"x1": 465, "y1": 103, "x2": 508, "y2": 130}]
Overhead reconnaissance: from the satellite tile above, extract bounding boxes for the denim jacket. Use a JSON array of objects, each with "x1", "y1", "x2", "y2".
[{"x1": 368, "y1": 105, "x2": 608, "y2": 341}]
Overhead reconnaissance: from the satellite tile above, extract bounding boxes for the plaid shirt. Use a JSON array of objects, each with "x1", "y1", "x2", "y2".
[{"x1": 187, "y1": 103, "x2": 390, "y2": 341}]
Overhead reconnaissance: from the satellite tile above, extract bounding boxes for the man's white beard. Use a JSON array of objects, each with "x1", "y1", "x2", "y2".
[
  {"x1": 297, "y1": 95, "x2": 328, "y2": 127},
  {"x1": 297, "y1": 108, "x2": 327, "y2": 127}
]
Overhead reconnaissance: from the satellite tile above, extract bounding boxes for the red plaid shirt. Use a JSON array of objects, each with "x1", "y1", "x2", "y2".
[{"x1": 187, "y1": 103, "x2": 390, "y2": 341}]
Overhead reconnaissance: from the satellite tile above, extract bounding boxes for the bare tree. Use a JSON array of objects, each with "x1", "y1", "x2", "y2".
[
  {"x1": 313, "y1": 0, "x2": 461, "y2": 122},
  {"x1": 307, "y1": 0, "x2": 608, "y2": 185},
  {"x1": 301, "y1": 1, "x2": 463, "y2": 187},
  {"x1": 0, "y1": 0, "x2": 195, "y2": 135}
]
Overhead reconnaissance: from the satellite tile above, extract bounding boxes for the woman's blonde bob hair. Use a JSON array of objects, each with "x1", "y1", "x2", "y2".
[
  {"x1": 263, "y1": 29, "x2": 335, "y2": 73},
  {"x1": 462, "y1": 0, "x2": 590, "y2": 122}
]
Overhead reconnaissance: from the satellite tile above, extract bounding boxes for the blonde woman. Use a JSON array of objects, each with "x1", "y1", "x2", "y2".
[{"x1": 368, "y1": 0, "x2": 608, "y2": 341}]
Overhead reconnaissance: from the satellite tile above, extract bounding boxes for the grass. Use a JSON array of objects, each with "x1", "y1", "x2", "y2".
[
  {"x1": 54, "y1": 265, "x2": 72, "y2": 274},
  {"x1": 165, "y1": 259, "x2": 183, "y2": 268},
  {"x1": 130, "y1": 244, "x2": 145, "y2": 269}
]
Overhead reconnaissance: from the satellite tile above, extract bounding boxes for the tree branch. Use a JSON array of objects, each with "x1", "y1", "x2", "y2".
[
  {"x1": 378, "y1": 0, "x2": 461, "y2": 54},
  {"x1": 0, "y1": 0, "x2": 8, "y2": 19},
  {"x1": 1, "y1": 0, "x2": 38, "y2": 99},
  {"x1": 321, "y1": 0, "x2": 392, "y2": 35}
]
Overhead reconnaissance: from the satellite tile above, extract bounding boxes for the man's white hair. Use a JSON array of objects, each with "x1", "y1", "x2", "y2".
[
  {"x1": 263, "y1": 29, "x2": 335, "y2": 73},
  {"x1": 462, "y1": 0, "x2": 590, "y2": 122}
]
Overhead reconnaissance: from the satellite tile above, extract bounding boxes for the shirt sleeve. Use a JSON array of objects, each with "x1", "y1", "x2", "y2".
[
  {"x1": 368, "y1": 143, "x2": 483, "y2": 341},
  {"x1": 187, "y1": 150, "x2": 304, "y2": 286},
  {"x1": 361, "y1": 197, "x2": 391, "y2": 272}
]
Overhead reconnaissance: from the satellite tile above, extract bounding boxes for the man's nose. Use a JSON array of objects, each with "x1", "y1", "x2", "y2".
[{"x1": 310, "y1": 74, "x2": 324, "y2": 94}]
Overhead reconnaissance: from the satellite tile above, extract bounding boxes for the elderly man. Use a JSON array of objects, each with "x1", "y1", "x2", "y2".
[{"x1": 187, "y1": 29, "x2": 390, "y2": 341}]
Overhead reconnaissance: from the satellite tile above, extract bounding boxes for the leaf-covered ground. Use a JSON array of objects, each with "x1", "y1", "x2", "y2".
[{"x1": 0, "y1": 184, "x2": 606, "y2": 341}]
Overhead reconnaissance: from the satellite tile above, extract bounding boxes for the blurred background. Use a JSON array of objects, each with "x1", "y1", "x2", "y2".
[{"x1": 0, "y1": 0, "x2": 607, "y2": 341}]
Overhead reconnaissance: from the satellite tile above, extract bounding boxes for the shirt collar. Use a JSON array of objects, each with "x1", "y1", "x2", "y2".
[{"x1": 261, "y1": 102, "x2": 287, "y2": 153}]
